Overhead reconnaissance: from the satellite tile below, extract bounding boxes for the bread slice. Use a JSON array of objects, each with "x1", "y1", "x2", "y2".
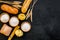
[{"x1": 0, "y1": 24, "x2": 12, "y2": 36}]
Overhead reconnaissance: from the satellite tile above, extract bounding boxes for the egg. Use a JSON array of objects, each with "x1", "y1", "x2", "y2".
[
  {"x1": 21, "y1": 22, "x2": 31, "y2": 32},
  {"x1": 9, "y1": 17, "x2": 19, "y2": 27},
  {"x1": 0, "y1": 13, "x2": 10, "y2": 23}
]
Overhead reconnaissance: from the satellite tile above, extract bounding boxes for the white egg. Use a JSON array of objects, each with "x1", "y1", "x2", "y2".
[
  {"x1": 0, "y1": 13, "x2": 9, "y2": 23},
  {"x1": 21, "y1": 22, "x2": 31, "y2": 32},
  {"x1": 9, "y1": 17, "x2": 19, "y2": 27}
]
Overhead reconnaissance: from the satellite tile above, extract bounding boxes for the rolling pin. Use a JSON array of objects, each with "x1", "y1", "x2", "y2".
[
  {"x1": 21, "y1": 0, "x2": 32, "y2": 13},
  {"x1": 8, "y1": 26, "x2": 20, "y2": 40}
]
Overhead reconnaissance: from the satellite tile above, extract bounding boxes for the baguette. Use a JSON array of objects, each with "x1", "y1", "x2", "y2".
[
  {"x1": 8, "y1": 26, "x2": 20, "y2": 40},
  {"x1": 23, "y1": 0, "x2": 27, "y2": 6},
  {"x1": 1, "y1": 4, "x2": 18, "y2": 14},
  {"x1": 21, "y1": 0, "x2": 32, "y2": 13}
]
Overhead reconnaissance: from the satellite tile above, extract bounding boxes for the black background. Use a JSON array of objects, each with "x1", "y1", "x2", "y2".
[{"x1": 0, "y1": 0, "x2": 60, "y2": 40}]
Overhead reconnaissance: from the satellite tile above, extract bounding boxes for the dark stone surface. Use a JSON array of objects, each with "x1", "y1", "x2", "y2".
[{"x1": 0, "y1": 0, "x2": 60, "y2": 40}]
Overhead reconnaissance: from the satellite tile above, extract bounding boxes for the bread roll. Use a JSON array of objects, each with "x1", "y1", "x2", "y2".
[
  {"x1": 15, "y1": 29, "x2": 23, "y2": 37},
  {"x1": 18, "y1": 13, "x2": 26, "y2": 20},
  {"x1": 21, "y1": 0, "x2": 32, "y2": 13},
  {"x1": 1, "y1": 4, "x2": 18, "y2": 14}
]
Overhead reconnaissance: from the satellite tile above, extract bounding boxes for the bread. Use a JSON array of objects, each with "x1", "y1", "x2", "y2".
[
  {"x1": 21, "y1": 0, "x2": 32, "y2": 13},
  {"x1": 15, "y1": 29, "x2": 23, "y2": 37},
  {"x1": 0, "y1": 24, "x2": 12, "y2": 36},
  {"x1": 1, "y1": 4, "x2": 18, "y2": 14},
  {"x1": 18, "y1": 13, "x2": 26, "y2": 20}
]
